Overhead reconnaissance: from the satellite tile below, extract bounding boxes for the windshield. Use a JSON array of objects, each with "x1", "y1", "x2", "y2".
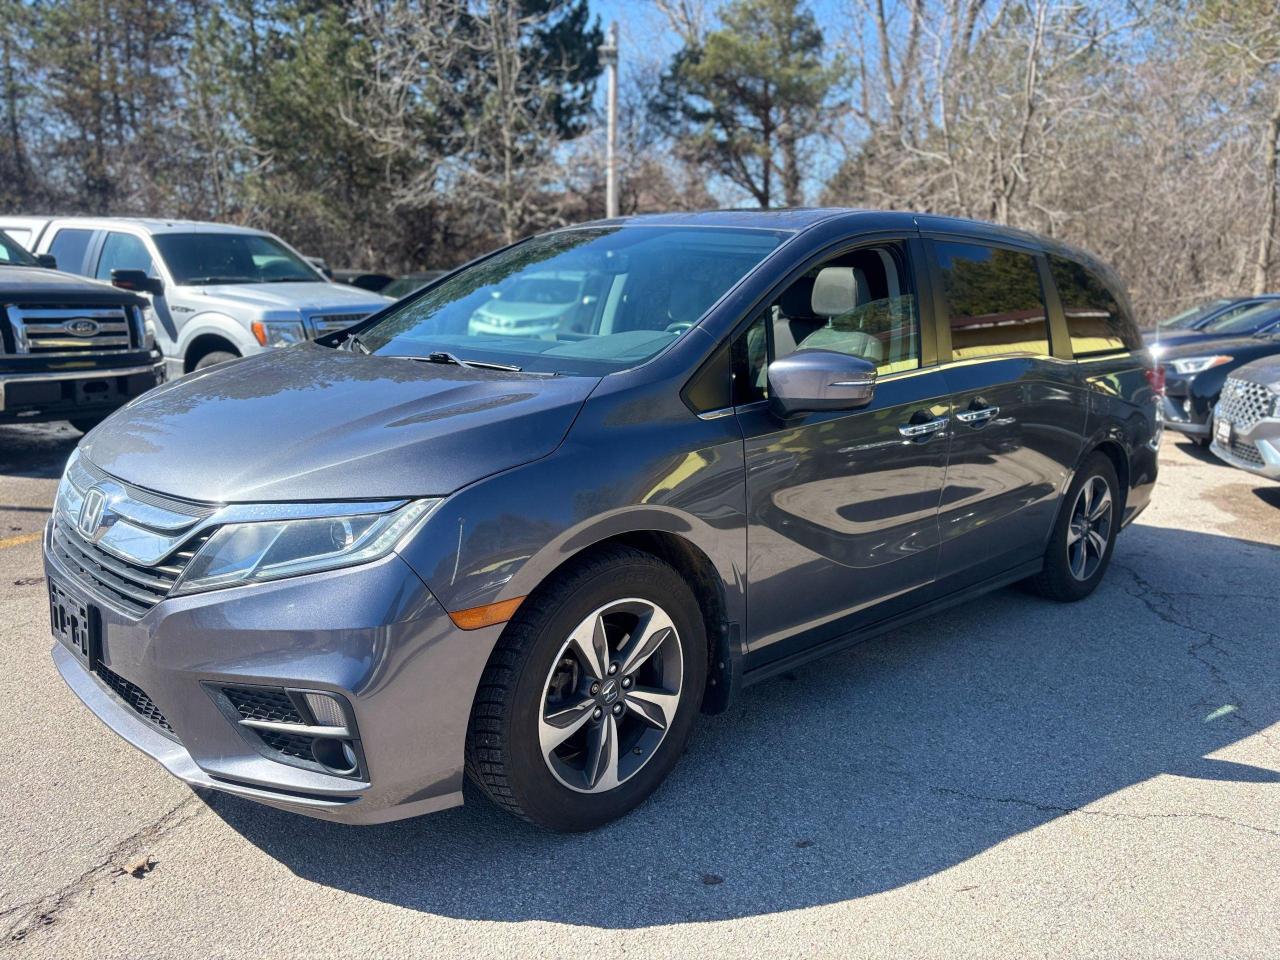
[
  {"x1": 0, "y1": 230, "x2": 38, "y2": 267},
  {"x1": 1158, "y1": 298, "x2": 1232, "y2": 329},
  {"x1": 358, "y1": 226, "x2": 789, "y2": 374},
  {"x1": 153, "y1": 232, "x2": 323, "y2": 285},
  {"x1": 1205, "y1": 302, "x2": 1280, "y2": 335}
]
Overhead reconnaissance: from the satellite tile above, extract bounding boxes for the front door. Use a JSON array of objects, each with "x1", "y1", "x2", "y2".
[{"x1": 735, "y1": 238, "x2": 950, "y2": 667}]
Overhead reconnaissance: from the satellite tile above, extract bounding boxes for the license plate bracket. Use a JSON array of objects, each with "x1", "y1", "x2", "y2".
[
  {"x1": 1215, "y1": 418, "x2": 1232, "y2": 446},
  {"x1": 49, "y1": 579, "x2": 100, "y2": 668}
]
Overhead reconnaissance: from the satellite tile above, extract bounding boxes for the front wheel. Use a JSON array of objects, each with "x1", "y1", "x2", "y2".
[
  {"x1": 1025, "y1": 452, "x2": 1121, "y2": 602},
  {"x1": 466, "y1": 546, "x2": 707, "y2": 831}
]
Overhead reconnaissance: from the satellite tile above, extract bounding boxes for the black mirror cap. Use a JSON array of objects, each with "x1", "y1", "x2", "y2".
[
  {"x1": 111, "y1": 268, "x2": 164, "y2": 297},
  {"x1": 36, "y1": 253, "x2": 58, "y2": 270},
  {"x1": 767, "y1": 349, "x2": 878, "y2": 419}
]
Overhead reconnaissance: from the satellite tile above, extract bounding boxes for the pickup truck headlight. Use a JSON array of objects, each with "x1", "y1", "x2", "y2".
[
  {"x1": 251, "y1": 320, "x2": 307, "y2": 347},
  {"x1": 173, "y1": 499, "x2": 439, "y2": 595},
  {"x1": 1170, "y1": 355, "x2": 1233, "y2": 376}
]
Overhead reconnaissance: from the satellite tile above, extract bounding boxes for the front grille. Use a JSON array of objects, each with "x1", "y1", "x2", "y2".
[
  {"x1": 256, "y1": 729, "x2": 316, "y2": 761},
  {"x1": 1218, "y1": 378, "x2": 1273, "y2": 432},
  {"x1": 7, "y1": 305, "x2": 137, "y2": 355},
  {"x1": 307, "y1": 313, "x2": 369, "y2": 339},
  {"x1": 97, "y1": 663, "x2": 174, "y2": 736},
  {"x1": 223, "y1": 686, "x2": 305, "y2": 725},
  {"x1": 1229, "y1": 438, "x2": 1266, "y2": 466},
  {"x1": 51, "y1": 521, "x2": 209, "y2": 617}
]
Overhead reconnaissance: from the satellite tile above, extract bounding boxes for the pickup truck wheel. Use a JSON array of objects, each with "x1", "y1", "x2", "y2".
[
  {"x1": 194, "y1": 350, "x2": 238, "y2": 371},
  {"x1": 1026, "y1": 452, "x2": 1120, "y2": 602},
  {"x1": 466, "y1": 546, "x2": 707, "y2": 831}
]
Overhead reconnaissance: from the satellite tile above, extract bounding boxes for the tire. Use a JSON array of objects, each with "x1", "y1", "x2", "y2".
[
  {"x1": 1025, "y1": 452, "x2": 1121, "y2": 602},
  {"x1": 466, "y1": 545, "x2": 707, "y2": 831},
  {"x1": 194, "y1": 350, "x2": 238, "y2": 371},
  {"x1": 68, "y1": 416, "x2": 107, "y2": 435}
]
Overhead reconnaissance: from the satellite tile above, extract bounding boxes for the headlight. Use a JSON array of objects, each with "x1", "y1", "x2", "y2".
[
  {"x1": 172, "y1": 499, "x2": 438, "y2": 595},
  {"x1": 1170, "y1": 355, "x2": 1233, "y2": 376},
  {"x1": 251, "y1": 319, "x2": 308, "y2": 347},
  {"x1": 1149, "y1": 344, "x2": 1166, "y2": 360}
]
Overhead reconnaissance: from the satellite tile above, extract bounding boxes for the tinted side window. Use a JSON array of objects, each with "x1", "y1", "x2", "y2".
[
  {"x1": 48, "y1": 228, "x2": 95, "y2": 275},
  {"x1": 95, "y1": 232, "x2": 156, "y2": 280},
  {"x1": 1048, "y1": 254, "x2": 1141, "y2": 355},
  {"x1": 934, "y1": 241, "x2": 1049, "y2": 360}
]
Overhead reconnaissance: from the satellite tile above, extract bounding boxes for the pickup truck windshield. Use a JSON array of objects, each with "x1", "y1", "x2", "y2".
[
  {"x1": 358, "y1": 226, "x2": 789, "y2": 375},
  {"x1": 153, "y1": 233, "x2": 323, "y2": 285},
  {"x1": 0, "y1": 230, "x2": 38, "y2": 266}
]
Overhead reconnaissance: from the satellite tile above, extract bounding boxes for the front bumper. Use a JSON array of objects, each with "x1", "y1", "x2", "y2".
[
  {"x1": 1160, "y1": 392, "x2": 1210, "y2": 435},
  {"x1": 0, "y1": 360, "x2": 164, "y2": 423},
  {"x1": 1210, "y1": 412, "x2": 1280, "y2": 480},
  {"x1": 45, "y1": 533, "x2": 503, "y2": 824}
]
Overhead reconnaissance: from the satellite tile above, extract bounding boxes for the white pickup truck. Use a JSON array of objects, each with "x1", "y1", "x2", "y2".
[{"x1": 2, "y1": 217, "x2": 392, "y2": 379}]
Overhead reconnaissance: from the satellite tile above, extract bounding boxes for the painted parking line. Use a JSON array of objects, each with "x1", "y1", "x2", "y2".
[{"x1": 0, "y1": 531, "x2": 42, "y2": 550}]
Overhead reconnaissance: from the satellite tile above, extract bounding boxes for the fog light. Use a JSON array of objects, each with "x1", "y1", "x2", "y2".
[
  {"x1": 303, "y1": 691, "x2": 347, "y2": 728},
  {"x1": 311, "y1": 737, "x2": 358, "y2": 775}
]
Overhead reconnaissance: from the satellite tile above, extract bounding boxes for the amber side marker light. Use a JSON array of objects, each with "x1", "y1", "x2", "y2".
[
  {"x1": 448, "y1": 596, "x2": 526, "y2": 631},
  {"x1": 251, "y1": 321, "x2": 268, "y2": 346}
]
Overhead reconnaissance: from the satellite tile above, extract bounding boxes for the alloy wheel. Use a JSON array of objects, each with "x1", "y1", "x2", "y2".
[
  {"x1": 538, "y1": 598, "x2": 684, "y2": 794},
  {"x1": 1067, "y1": 475, "x2": 1113, "y2": 581}
]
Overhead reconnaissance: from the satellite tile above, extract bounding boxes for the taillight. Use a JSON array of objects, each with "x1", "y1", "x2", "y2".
[{"x1": 1145, "y1": 365, "x2": 1165, "y2": 396}]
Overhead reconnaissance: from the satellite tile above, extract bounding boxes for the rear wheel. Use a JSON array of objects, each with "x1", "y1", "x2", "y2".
[
  {"x1": 1025, "y1": 452, "x2": 1120, "y2": 602},
  {"x1": 466, "y1": 546, "x2": 706, "y2": 831}
]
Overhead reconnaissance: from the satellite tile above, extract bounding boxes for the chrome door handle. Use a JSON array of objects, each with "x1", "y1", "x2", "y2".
[
  {"x1": 898, "y1": 416, "x2": 950, "y2": 438},
  {"x1": 956, "y1": 406, "x2": 1000, "y2": 425}
]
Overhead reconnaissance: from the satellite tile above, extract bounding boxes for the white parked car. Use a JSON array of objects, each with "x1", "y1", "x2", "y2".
[{"x1": 19, "y1": 217, "x2": 392, "y2": 377}]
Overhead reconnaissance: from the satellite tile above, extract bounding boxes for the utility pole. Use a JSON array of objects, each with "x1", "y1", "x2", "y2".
[{"x1": 600, "y1": 22, "x2": 619, "y2": 219}]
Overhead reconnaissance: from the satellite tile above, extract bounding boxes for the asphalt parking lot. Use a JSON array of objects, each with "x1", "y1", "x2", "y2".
[{"x1": 1, "y1": 422, "x2": 1277, "y2": 959}]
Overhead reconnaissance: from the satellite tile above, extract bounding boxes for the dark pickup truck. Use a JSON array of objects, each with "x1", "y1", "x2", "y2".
[{"x1": 1, "y1": 231, "x2": 164, "y2": 432}]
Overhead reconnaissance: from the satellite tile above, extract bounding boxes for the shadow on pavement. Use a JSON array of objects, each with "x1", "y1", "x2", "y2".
[
  {"x1": 0, "y1": 424, "x2": 80, "y2": 479},
  {"x1": 206, "y1": 521, "x2": 1280, "y2": 927}
]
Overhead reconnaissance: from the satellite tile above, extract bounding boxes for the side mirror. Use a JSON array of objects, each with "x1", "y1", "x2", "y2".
[
  {"x1": 111, "y1": 269, "x2": 164, "y2": 297},
  {"x1": 767, "y1": 349, "x2": 877, "y2": 418},
  {"x1": 36, "y1": 253, "x2": 58, "y2": 270}
]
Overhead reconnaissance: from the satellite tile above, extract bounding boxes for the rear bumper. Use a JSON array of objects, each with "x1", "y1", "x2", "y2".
[
  {"x1": 0, "y1": 361, "x2": 163, "y2": 423},
  {"x1": 45, "y1": 533, "x2": 504, "y2": 824}
]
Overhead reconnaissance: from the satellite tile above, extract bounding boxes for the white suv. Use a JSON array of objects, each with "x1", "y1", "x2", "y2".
[{"x1": 24, "y1": 218, "x2": 392, "y2": 377}]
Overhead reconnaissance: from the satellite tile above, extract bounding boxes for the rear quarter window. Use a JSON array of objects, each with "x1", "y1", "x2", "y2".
[{"x1": 1048, "y1": 254, "x2": 1142, "y2": 356}]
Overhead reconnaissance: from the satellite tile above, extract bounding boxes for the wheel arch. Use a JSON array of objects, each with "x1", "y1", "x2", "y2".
[
  {"x1": 184, "y1": 332, "x2": 242, "y2": 372},
  {"x1": 509, "y1": 525, "x2": 744, "y2": 716}
]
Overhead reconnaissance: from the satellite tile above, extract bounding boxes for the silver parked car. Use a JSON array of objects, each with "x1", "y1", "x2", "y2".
[
  {"x1": 1211, "y1": 356, "x2": 1280, "y2": 479},
  {"x1": 24, "y1": 217, "x2": 392, "y2": 379}
]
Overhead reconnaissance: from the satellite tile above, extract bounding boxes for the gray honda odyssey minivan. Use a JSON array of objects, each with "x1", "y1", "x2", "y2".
[{"x1": 46, "y1": 210, "x2": 1160, "y2": 831}]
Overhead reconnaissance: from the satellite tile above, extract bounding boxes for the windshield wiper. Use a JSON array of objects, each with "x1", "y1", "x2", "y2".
[
  {"x1": 413, "y1": 351, "x2": 523, "y2": 372},
  {"x1": 184, "y1": 276, "x2": 255, "y2": 285},
  {"x1": 342, "y1": 333, "x2": 370, "y2": 354}
]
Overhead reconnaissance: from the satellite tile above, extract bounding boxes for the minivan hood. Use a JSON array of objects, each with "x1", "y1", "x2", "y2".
[
  {"x1": 81, "y1": 344, "x2": 599, "y2": 502},
  {"x1": 179, "y1": 281, "x2": 391, "y2": 314}
]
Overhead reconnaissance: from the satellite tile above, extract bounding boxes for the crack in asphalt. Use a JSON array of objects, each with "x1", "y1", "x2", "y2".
[
  {"x1": 2, "y1": 796, "x2": 204, "y2": 948},
  {"x1": 1110, "y1": 560, "x2": 1278, "y2": 755},
  {"x1": 932, "y1": 787, "x2": 1280, "y2": 839}
]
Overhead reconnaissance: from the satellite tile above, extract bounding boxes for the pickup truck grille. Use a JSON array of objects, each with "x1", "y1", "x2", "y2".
[
  {"x1": 6, "y1": 305, "x2": 138, "y2": 355},
  {"x1": 306, "y1": 313, "x2": 369, "y2": 339}
]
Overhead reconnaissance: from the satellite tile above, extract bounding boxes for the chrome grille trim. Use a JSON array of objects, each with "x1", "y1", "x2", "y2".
[
  {"x1": 1218, "y1": 378, "x2": 1273, "y2": 433},
  {"x1": 8, "y1": 305, "x2": 138, "y2": 356},
  {"x1": 305, "y1": 312, "x2": 369, "y2": 339}
]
